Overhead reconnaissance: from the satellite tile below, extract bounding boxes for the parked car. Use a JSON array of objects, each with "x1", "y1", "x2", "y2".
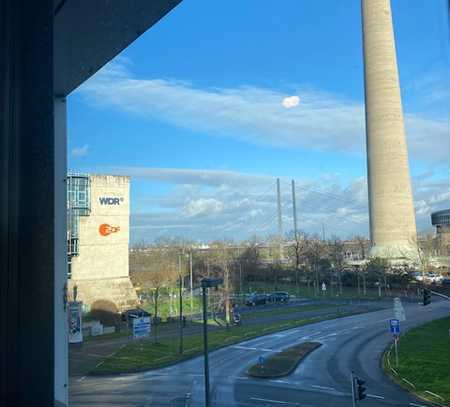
[
  {"x1": 121, "y1": 308, "x2": 150, "y2": 323},
  {"x1": 245, "y1": 293, "x2": 268, "y2": 306},
  {"x1": 268, "y1": 292, "x2": 290, "y2": 303},
  {"x1": 412, "y1": 272, "x2": 424, "y2": 282},
  {"x1": 441, "y1": 277, "x2": 450, "y2": 286},
  {"x1": 427, "y1": 273, "x2": 443, "y2": 284}
]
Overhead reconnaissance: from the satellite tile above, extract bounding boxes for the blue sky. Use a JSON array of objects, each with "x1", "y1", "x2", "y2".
[{"x1": 68, "y1": 0, "x2": 449, "y2": 243}]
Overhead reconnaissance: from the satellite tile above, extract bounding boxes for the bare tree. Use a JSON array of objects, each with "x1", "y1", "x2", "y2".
[
  {"x1": 287, "y1": 231, "x2": 310, "y2": 296},
  {"x1": 208, "y1": 241, "x2": 237, "y2": 327},
  {"x1": 304, "y1": 237, "x2": 327, "y2": 296},
  {"x1": 130, "y1": 248, "x2": 178, "y2": 342},
  {"x1": 328, "y1": 237, "x2": 345, "y2": 295},
  {"x1": 416, "y1": 234, "x2": 439, "y2": 280}
]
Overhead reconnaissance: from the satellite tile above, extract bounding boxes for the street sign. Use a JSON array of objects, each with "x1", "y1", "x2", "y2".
[
  {"x1": 258, "y1": 355, "x2": 265, "y2": 367},
  {"x1": 68, "y1": 301, "x2": 83, "y2": 343},
  {"x1": 132, "y1": 316, "x2": 151, "y2": 339},
  {"x1": 393, "y1": 297, "x2": 406, "y2": 321},
  {"x1": 321, "y1": 282, "x2": 327, "y2": 291},
  {"x1": 389, "y1": 319, "x2": 400, "y2": 334}
]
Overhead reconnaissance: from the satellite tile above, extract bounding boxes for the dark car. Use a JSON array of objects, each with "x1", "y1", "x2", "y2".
[
  {"x1": 245, "y1": 293, "x2": 268, "y2": 306},
  {"x1": 441, "y1": 277, "x2": 450, "y2": 286},
  {"x1": 268, "y1": 292, "x2": 290, "y2": 303},
  {"x1": 121, "y1": 308, "x2": 150, "y2": 323}
]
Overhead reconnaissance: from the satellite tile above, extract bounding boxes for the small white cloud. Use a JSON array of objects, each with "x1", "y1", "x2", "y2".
[
  {"x1": 183, "y1": 198, "x2": 224, "y2": 218},
  {"x1": 71, "y1": 144, "x2": 89, "y2": 157},
  {"x1": 282, "y1": 95, "x2": 300, "y2": 109}
]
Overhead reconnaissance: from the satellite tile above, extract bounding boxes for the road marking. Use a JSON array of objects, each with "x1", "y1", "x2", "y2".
[
  {"x1": 250, "y1": 397, "x2": 295, "y2": 405},
  {"x1": 77, "y1": 376, "x2": 86, "y2": 382},
  {"x1": 270, "y1": 379, "x2": 290, "y2": 384},
  {"x1": 233, "y1": 345, "x2": 275, "y2": 352},
  {"x1": 409, "y1": 403, "x2": 428, "y2": 407},
  {"x1": 311, "y1": 384, "x2": 336, "y2": 391},
  {"x1": 367, "y1": 394, "x2": 385, "y2": 400}
]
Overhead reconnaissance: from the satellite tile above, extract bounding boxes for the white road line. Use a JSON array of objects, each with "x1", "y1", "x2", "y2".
[
  {"x1": 311, "y1": 384, "x2": 336, "y2": 391},
  {"x1": 270, "y1": 379, "x2": 290, "y2": 384},
  {"x1": 77, "y1": 376, "x2": 86, "y2": 382},
  {"x1": 409, "y1": 403, "x2": 428, "y2": 407},
  {"x1": 250, "y1": 396, "x2": 294, "y2": 405},
  {"x1": 232, "y1": 345, "x2": 275, "y2": 352},
  {"x1": 367, "y1": 394, "x2": 385, "y2": 399}
]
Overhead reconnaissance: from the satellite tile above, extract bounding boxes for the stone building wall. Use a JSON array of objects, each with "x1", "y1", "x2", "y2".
[{"x1": 70, "y1": 174, "x2": 137, "y2": 312}]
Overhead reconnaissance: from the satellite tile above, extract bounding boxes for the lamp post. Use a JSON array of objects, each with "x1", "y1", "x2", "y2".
[
  {"x1": 179, "y1": 274, "x2": 183, "y2": 354},
  {"x1": 201, "y1": 277, "x2": 223, "y2": 407}
]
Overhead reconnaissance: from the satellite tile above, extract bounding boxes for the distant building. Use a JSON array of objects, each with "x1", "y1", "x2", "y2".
[
  {"x1": 431, "y1": 209, "x2": 450, "y2": 257},
  {"x1": 342, "y1": 239, "x2": 370, "y2": 267},
  {"x1": 67, "y1": 173, "x2": 137, "y2": 312}
]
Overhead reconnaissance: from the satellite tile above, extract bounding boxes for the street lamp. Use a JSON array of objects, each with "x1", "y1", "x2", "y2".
[{"x1": 201, "y1": 277, "x2": 223, "y2": 407}]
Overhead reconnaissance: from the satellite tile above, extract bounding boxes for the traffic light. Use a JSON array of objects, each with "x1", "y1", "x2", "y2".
[
  {"x1": 423, "y1": 288, "x2": 431, "y2": 306},
  {"x1": 355, "y1": 377, "x2": 367, "y2": 400}
]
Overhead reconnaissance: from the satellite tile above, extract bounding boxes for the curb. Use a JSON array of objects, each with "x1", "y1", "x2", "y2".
[{"x1": 382, "y1": 342, "x2": 448, "y2": 407}]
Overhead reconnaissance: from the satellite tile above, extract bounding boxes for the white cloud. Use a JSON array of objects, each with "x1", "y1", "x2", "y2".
[
  {"x1": 282, "y1": 95, "x2": 300, "y2": 108},
  {"x1": 79, "y1": 60, "x2": 449, "y2": 164},
  {"x1": 120, "y1": 166, "x2": 450, "y2": 243},
  {"x1": 184, "y1": 198, "x2": 224, "y2": 218},
  {"x1": 104, "y1": 166, "x2": 273, "y2": 188},
  {"x1": 71, "y1": 144, "x2": 89, "y2": 157}
]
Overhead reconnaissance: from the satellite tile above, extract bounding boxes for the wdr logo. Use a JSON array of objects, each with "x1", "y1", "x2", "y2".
[{"x1": 99, "y1": 197, "x2": 123, "y2": 205}]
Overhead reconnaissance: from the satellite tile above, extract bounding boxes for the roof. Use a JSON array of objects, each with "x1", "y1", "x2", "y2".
[{"x1": 54, "y1": 0, "x2": 182, "y2": 95}]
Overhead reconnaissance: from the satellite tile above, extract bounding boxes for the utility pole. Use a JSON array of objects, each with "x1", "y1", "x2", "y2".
[
  {"x1": 237, "y1": 246, "x2": 243, "y2": 294},
  {"x1": 201, "y1": 285, "x2": 211, "y2": 407},
  {"x1": 277, "y1": 178, "x2": 283, "y2": 260},
  {"x1": 189, "y1": 250, "x2": 193, "y2": 311},
  {"x1": 291, "y1": 180, "x2": 298, "y2": 241},
  {"x1": 179, "y1": 274, "x2": 183, "y2": 354},
  {"x1": 292, "y1": 179, "x2": 300, "y2": 296},
  {"x1": 201, "y1": 278, "x2": 223, "y2": 407},
  {"x1": 321, "y1": 222, "x2": 326, "y2": 241}
]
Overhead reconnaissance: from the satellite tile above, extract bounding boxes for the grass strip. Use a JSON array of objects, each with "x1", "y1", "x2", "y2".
[
  {"x1": 247, "y1": 342, "x2": 321, "y2": 378},
  {"x1": 91, "y1": 308, "x2": 374, "y2": 375},
  {"x1": 242, "y1": 303, "x2": 337, "y2": 320},
  {"x1": 383, "y1": 316, "x2": 450, "y2": 406}
]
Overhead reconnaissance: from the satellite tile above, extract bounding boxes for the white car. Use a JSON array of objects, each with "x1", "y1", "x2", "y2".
[
  {"x1": 412, "y1": 272, "x2": 424, "y2": 282},
  {"x1": 427, "y1": 273, "x2": 443, "y2": 284}
]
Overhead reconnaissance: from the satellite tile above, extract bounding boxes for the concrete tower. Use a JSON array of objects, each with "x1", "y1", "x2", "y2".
[{"x1": 362, "y1": 0, "x2": 417, "y2": 260}]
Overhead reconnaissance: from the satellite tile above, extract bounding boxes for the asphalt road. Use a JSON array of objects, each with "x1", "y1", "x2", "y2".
[
  {"x1": 69, "y1": 299, "x2": 384, "y2": 377},
  {"x1": 70, "y1": 299, "x2": 450, "y2": 407}
]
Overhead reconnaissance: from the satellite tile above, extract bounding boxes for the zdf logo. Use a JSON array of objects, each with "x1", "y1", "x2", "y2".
[{"x1": 99, "y1": 224, "x2": 120, "y2": 236}]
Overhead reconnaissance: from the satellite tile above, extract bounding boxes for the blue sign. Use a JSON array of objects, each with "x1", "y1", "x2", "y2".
[
  {"x1": 258, "y1": 356, "x2": 265, "y2": 366},
  {"x1": 389, "y1": 319, "x2": 400, "y2": 334}
]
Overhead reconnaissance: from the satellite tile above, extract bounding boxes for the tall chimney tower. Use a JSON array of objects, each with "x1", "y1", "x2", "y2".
[{"x1": 362, "y1": 0, "x2": 417, "y2": 259}]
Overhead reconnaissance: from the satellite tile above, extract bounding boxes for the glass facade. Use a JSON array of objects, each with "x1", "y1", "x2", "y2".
[
  {"x1": 67, "y1": 173, "x2": 90, "y2": 261},
  {"x1": 431, "y1": 209, "x2": 450, "y2": 226}
]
